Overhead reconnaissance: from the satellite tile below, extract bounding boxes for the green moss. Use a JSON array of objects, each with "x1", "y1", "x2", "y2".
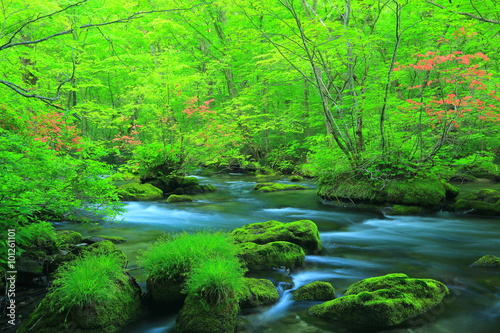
[
  {"x1": 117, "y1": 182, "x2": 163, "y2": 201},
  {"x1": 87, "y1": 226, "x2": 103, "y2": 233},
  {"x1": 452, "y1": 189, "x2": 500, "y2": 216},
  {"x1": 254, "y1": 182, "x2": 308, "y2": 192},
  {"x1": 442, "y1": 181, "x2": 460, "y2": 199},
  {"x1": 175, "y1": 295, "x2": 239, "y2": 333},
  {"x1": 389, "y1": 205, "x2": 424, "y2": 215},
  {"x1": 309, "y1": 273, "x2": 449, "y2": 328},
  {"x1": 240, "y1": 278, "x2": 279, "y2": 308},
  {"x1": 317, "y1": 181, "x2": 378, "y2": 202},
  {"x1": 470, "y1": 255, "x2": 500, "y2": 268},
  {"x1": 167, "y1": 194, "x2": 193, "y2": 203},
  {"x1": 237, "y1": 241, "x2": 305, "y2": 271},
  {"x1": 289, "y1": 175, "x2": 304, "y2": 182},
  {"x1": 385, "y1": 180, "x2": 446, "y2": 206},
  {"x1": 293, "y1": 281, "x2": 335, "y2": 301},
  {"x1": 96, "y1": 235, "x2": 126, "y2": 244},
  {"x1": 231, "y1": 220, "x2": 322, "y2": 254},
  {"x1": 146, "y1": 275, "x2": 186, "y2": 306},
  {"x1": 57, "y1": 230, "x2": 84, "y2": 245}
]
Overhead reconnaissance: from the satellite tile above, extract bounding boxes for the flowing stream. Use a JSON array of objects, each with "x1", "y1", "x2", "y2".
[{"x1": 56, "y1": 175, "x2": 500, "y2": 333}]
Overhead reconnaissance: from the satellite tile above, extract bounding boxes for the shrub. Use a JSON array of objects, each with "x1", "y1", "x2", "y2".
[{"x1": 22, "y1": 221, "x2": 58, "y2": 249}]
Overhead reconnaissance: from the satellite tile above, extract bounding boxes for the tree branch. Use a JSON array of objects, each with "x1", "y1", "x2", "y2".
[{"x1": 426, "y1": 0, "x2": 500, "y2": 24}]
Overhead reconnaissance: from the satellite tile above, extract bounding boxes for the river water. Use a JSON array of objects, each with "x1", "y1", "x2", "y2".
[{"x1": 57, "y1": 175, "x2": 500, "y2": 333}]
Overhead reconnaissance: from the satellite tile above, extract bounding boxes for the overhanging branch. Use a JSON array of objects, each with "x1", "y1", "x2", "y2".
[{"x1": 426, "y1": 0, "x2": 500, "y2": 24}]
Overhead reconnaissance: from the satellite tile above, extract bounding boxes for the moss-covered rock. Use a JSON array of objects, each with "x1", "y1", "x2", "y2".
[
  {"x1": 117, "y1": 182, "x2": 163, "y2": 201},
  {"x1": 451, "y1": 189, "x2": 500, "y2": 216},
  {"x1": 166, "y1": 194, "x2": 193, "y2": 203},
  {"x1": 95, "y1": 235, "x2": 126, "y2": 244},
  {"x1": 237, "y1": 241, "x2": 305, "y2": 271},
  {"x1": 389, "y1": 205, "x2": 424, "y2": 215},
  {"x1": 83, "y1": 240, "x2": 127, "y2": 266},
  {"x1": 318, "y1": 177, "x2": 454, "y2": 208},
  {"x1": 231, "y1": 220, "x2": 322, "y2": 254},
  {"x1": 293, "y1": 281, "x2": 335, "y2": 302},
  {"x1": 309, "y1": 273, "x2": 449, "y2": 328},
  {"x1": 17, "y1": 269, "x2": 143, "y2": 333},
  {"x1": 254, "y1": 182, "x2": 308, "y2": 192},
  {"x1": 470, "y1": 255, "x2": 500, "y2": 268},
  {"x1": 289, "y1": 175, "x2": 304, "y2": 182},
  {"x1": 57, "y1": 230, "x2": 84, "y2": 245},
  {"x1": 146, "y1": 275, "x2": 186, "y2": 307},
  {"x1": 240, "y1": 278, "x2": 279, "y2": 308},
  {"x1": 183, "y1": 184, "x2": 218, "y2": 195},
  {"x1": 175, "y1": 295, "x2": 239, "y2": 333},
  {"x1": 442, "y1": 181, "x2": 460, "y2": 199}
]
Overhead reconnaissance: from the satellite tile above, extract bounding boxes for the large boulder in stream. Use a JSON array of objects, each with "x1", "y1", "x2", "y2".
[
  {"x1": 451, "y1": 189, "x2": 500, "y2": 216},
  {"x1": 231, "y1": 220, "x2": 322, "y2": 254},
  {"x1": 470, "y1": 255, "x2": 500, "y2": 268},
  {"x1": 254, "y1": 182, "x2": 308, "y2": 192},
  {"x1": 309, "y1": 273, "x2": 449, "y2": 328},
  {"x1": 237, "y1": 241, "x2": 305, "y2": 271},
  {"x1": 117, "y1": 182, "x2": 163, "y2": 201}
]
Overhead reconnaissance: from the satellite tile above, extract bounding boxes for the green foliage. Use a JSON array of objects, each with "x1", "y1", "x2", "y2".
[
  {"x1": 139, "y1": 232, "x2": 241, "y2": 280},
  {"x1": 184, "y1": 257, "x2": 247, "y2": 305},
  {"x1": 21, "y1": 221, "x2": 58, "y2": 249},
  {"x1": 49, "y1": 252, "x2": 124, "y2": 312}
]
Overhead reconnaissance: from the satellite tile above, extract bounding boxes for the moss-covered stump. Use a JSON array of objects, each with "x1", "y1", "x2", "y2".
[
  {"x1": 166, "y1": 194, "x2": 193, "y2": 203},
  {"x1": 237, "y1": 241, "x2": 305, "y2": 271},
  {"x1": 231, "y1": 220, "x2": 322, "y2": 254},
  {"x1": 146, "y1": 275, "x2": 186, "y2": 307},
  {"x1": 451, "y1": 189, "x2": 500, "y2": 216},
  {"x1": 293, "y1": 281, "x2": 335, "y2": 302},
  {"x1": 57, "y1": 230, "x2": 84, "y2": 245},
  {"x1": 240, "y1": 278, "x2": 279, "y2": 308},
  {"x1": 17, "y1": 255, "x2": 144, "y2": 333},
  {"x1": 175, "y1": 295, "x2": 239, "y2": 333},
  {"x1": 470, "y1": 255, "x2": 500, "y2": 268},
  {"x1": 254, "y1": 182, "x2": 308, "y2": 192},
  {"x1": 117, "y1": 182, "x2": 163, "y2": 201},
  {"x1": 309, "y1": 273, "x2": 449, "y2": 328},
  {"x1": 389, "y1": 205, "x2": 424, "y2": 216},
  {"x1": 318, "y1": 176, "x2": 457, "y2": 208}
]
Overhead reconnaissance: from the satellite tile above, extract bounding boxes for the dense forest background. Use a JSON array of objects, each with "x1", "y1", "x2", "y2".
[{"x1": 1, "y1": 0, "x2": 499, "y2": 236}]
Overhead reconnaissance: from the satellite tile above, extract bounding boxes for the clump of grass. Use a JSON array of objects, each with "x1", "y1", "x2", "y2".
[
  {"x1": 49, "y1": 252, "x2": 124, "y2": 312},
  {"x1": 184, "y1": 257, "x2": 247, "y2": 305},
  {"x1": 139, "y1": 231, "x2": 247, "y2": 304},
  {"x1": 139, "y1": 231, "x2": 239, "y2": 279}
]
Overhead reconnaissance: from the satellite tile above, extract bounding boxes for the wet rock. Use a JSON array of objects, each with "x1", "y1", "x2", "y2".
[
  {"x1": 309, "y1": 273, "x2": 449, "y2": 328},
  {"x1": 237, "y1": 241, "x2": 305, "y2": 271},
  {"x1": 292, "y1": 281, "x2": 335, "y2": 302},
  {"x1": 470, "y1": 255, "x2": 500, "y2": 268},
  {"x1": 240, "y1": 278, "x2": 279, "y2": 308},
  {"x1": 232, "y1": 220, "x2": 322, "y2": 254}
]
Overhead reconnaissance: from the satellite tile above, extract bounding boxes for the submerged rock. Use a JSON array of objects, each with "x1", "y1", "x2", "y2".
[
  {"x1": 117, "y1": 182, "x2": 163, "y2": 201},
  {"x1": 240, "y1": 278, "x2": 279, "y2": 308},
  {"x1": 237, "y1": 241, "x2": 305, "y2": 271},
  {"x1": 309, "y1": 273, "x2": 449, "y2": 328},
  {"x1": 293, "y1": 281, "x2": 335, "y2": 302},
  {"x1": 254, "y1": 182, "x2": 308, "y2": 192},
  {"x1": 231, "y1": 220, "x2": 322, "y2": 254},
  {"x1": 451, "y1": 189, "x2": 500, "y2": 216},
  {"x1": 470, "y1": 255, "x2": 500, "y2": 268}
]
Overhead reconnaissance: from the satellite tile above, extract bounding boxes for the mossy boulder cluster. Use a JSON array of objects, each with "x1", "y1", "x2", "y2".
[
  {"x1": 231, "y1": 220, "x2": 322, "y2": 254},
  {"x1": 451, "y1": 189, "x2": 500, "y2": 216},
  {"x1": 309, "y1": 273, "x2": 449, "y2": 328},
  {"x1": 293, "y1": 281, "x2": 336, "y2": 301},
  {"x1": 237, "y1": 241, "x2": 305, "y2": 270},
  {"x1": 318, "y1": 176, "x2": 459, "y2": 208},
  {"x1": 254, "y1": 182, "x2": 308, "y2": 192}
]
